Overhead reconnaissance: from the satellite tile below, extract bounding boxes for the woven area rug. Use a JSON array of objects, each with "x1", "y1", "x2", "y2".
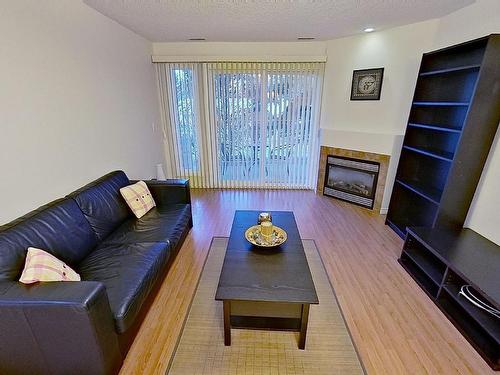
[{"x1": 167, "y1": 237, "x2": 365, "y2": 375}]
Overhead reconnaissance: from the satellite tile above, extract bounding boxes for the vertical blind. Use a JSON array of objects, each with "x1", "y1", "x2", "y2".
[{"x1": 156, "y1": 61, "x2": 324, "y2": 189}]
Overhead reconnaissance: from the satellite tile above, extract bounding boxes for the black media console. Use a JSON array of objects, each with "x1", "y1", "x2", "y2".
[{"x1": 400, "y1": 227, "x2": 500, "y2": 370}]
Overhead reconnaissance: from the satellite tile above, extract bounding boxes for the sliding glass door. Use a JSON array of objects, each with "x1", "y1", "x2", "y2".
[
  {"x1": 213, "y1": 69, "x2": 263, "y2": 185},
  {"x1": 264, "y1": 68, "x2": 319, "y2": 188},
  {"x1": 156, "y1": 61, "x2": 324, "y2": 189},
  {"x1": 170, "y1": 66, "x2": 199, "y2": 172}
]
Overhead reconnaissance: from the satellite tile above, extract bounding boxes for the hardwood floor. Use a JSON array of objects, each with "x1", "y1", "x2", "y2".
[{"x1": 120, "y1": 189, "x2": 494, "y2": 375}]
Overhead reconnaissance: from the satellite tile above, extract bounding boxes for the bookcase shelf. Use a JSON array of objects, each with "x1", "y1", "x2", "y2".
[
  {"x1": 412, "y1": 101, "x2": 469, "y2": 106},
  {"x1": 387, "y1": 183, "x2": 439, "y2": 234},
  {"x1": 403, "y1": 145, "x2": 454, "y2": 162},
  {"x1": 419, "y1": 64, "x2": 480, "y2": 76},
  {"x1": 386, "y1": 218, "x2": 406, "y2": 239},
  {"x1": 409, "y1": 105, "x2": 467, "y2": 131},
  {"x1": 415, "y1": 68, "x2": 479, "y2": 102},
  {"x1": 407, "y1": 123, "x2": 462, "y2": 133},
  {"x1": 420, "y1": 38, "x2": 488, "y2": 71},
  {"x1": 395, "y1": 178, "x2": 442, "y2": 204}
]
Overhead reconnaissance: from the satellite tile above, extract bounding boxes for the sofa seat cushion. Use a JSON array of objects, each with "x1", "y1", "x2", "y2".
[
  {"x1": 77, "y1": 242, "x2": 171, "y2": 333},
  {"x1": 102, "y1": 204, "x2": 191, "y2": 249}
]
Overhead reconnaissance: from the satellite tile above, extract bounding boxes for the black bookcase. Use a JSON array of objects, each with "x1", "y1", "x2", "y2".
[{"x1": 386, "y1": 34, "x2": 500, "y2": 237}]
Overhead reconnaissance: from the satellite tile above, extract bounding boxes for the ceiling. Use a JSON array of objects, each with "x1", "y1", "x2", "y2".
[{"x1": 83, "y1": 0, "x2": 474, "y2": 42}]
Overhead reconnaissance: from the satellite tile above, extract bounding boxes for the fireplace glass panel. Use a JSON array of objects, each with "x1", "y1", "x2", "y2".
[
  {"x1": 323, "y1": 155, "x2": 380, "y2": 209},
  {"x1": 327, "y1": 166, "x2": 375, "y2": 198}
]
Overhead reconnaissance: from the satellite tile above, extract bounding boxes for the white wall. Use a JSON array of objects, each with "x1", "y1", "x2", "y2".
[
  {"x1": 466, "y1": 131, "x2": 500, "y2": 244},
  {"x1": 320, "y1": 20, "x2": 440, "y2": 210},
  {"x1": 433, "y1": 0, "x2": 500, "y2": 49},
  {"x1": 431, "y1": 0, "x2": 500, "y2": 244},
  {"x1": 0, "y1": 1, "x2": 163, "y2": 225}
]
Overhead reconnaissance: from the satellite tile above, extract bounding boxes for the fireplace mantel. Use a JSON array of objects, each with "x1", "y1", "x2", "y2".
[{"x1": 317, "y1": 146, "x2": 390, "y2": 212}]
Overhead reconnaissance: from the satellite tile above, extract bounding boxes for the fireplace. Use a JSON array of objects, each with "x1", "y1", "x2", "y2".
[{"x1": 323, "y1": 155, "x2": 380, "y2": 209}]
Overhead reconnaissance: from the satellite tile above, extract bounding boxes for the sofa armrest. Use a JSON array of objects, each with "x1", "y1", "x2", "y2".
[
  {"x1": 137, "y1": 179, "x2": 191, "y2": 206},
  {"x1": 0, "y1": 281, "x2": 122, "y2": 375}
]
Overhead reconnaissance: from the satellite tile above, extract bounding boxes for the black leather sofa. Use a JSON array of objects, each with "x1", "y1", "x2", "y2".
[{"x1": 0, "y1": 171, "x2": 192, "y2": 375}]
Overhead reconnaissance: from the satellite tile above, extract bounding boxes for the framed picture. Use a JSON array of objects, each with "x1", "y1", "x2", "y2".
[{"x1": 350, "y1": 68, "x2": 384, "y2": 100}]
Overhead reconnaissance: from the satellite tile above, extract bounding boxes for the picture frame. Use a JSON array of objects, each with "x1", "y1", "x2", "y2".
[{"x1": 350, "y1": 68, "x2": 384, "y2": 100}]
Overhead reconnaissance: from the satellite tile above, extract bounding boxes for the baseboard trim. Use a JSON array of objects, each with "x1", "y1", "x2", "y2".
[{"x1": 379, "y1": 208, "x2": 388, "y2": 215}]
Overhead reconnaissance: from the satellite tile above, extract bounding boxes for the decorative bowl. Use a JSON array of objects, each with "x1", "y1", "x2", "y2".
[{"x1": 244, "y1": 225, "x2": 287, "y2": 248}]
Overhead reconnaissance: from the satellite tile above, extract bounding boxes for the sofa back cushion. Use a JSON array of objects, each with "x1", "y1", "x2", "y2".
[
  {"x1": 0, "y1": 198, "x2": 98, "y2": 281},
  {"x1": 68, "y1": 171, "x2": 131, "y2": 241}
]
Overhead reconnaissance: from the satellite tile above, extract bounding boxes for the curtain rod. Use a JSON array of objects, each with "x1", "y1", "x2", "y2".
[{"x1": 151, "y1": 55, "x2": 327, "y2": 63}]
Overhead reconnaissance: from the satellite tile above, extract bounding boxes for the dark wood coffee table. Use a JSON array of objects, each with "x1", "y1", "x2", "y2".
[{"x1": 215, "y1": 210, "x2": 318, "y2": 349}]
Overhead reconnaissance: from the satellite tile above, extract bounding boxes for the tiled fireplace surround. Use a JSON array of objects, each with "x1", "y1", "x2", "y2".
[{"x1": 317, "y1": 146, "x2": 390, "y2": 212}]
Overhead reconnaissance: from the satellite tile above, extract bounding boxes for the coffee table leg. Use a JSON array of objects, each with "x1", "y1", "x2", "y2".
[
  {"x1": 299, "y1": 304, "x2": 310, "y2": 350},
  {"x1": 223, "y1": 300, "x2": 231, "y2": 346}
]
